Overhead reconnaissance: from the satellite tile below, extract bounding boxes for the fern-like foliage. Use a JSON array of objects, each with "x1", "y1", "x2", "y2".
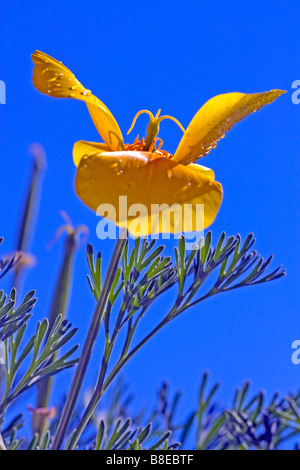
[
  {"x1": 0, "y1": 238, "x2": 20, "y2": 280},
  {"x1": 0, "y1": 232, "x2": 287, "y2": 450}
]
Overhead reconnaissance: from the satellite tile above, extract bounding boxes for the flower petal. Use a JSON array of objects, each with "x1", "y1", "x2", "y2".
[
  {"x1": 75, "y1": 151, "x2": 222, "y2": 236},
  {"x1": 172, "y1": 90, "x2": 286, "y2": 165},
  {"x1": 31, "y1": 51, "x2": 124, "y2": 151},
  {"x1": 73, "y1": 141, "x2": 111, "y2": 166}
]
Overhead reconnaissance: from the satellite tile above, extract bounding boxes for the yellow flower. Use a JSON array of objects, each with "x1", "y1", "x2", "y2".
[{"x1": 31, "y1": 51, "x2": 285, "y2": 236}]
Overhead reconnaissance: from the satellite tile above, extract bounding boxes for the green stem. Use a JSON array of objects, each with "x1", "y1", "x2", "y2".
[
  {"x1": 0, "y1": 432, "x2": 6, "y2": 451},
  {"x1": 51, "y1": 230, "x2": 127, "y2": 450},
  {"x1": 1, "y1": 342, "x2": 10, "y2": 409},
  {"x1": 103, "y1": 315, "x2": 172, "y2": 392},
  {"x1": 13, "y1": 146, "x2": 46, "y2": 293},
  {"x1": 67, "y1": 310, "x2": 174, "y2": 449},
  {"x1": 47, "y1": 235, "x2": 77, "y2": 333},
  {"x1": 36, "y1": 232, "x2": 77, "y2": 434}
]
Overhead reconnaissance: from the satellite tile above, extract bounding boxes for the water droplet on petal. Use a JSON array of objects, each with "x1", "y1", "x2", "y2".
[{"x1": 82, "y1": 88, "x2": 91, "y2": 96}]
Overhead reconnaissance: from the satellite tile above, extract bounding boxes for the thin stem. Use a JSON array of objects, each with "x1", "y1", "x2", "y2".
[
  {"x1": 13, "y1": 146, "x2": 46, "y2": 294},
  {"x1": 66, "y1": 362, "x2": 108, "y2": 449},
  {"x1": 67, "y1": 310, "x2": 174, "y2": 449},
  {"x1": 0, "y1": 432, "x2": 6, "y2": 451},
  {"x1": 1, "y1": 342, "x2": 10, "y2": 410},
  {"x1": 66, "y1": 315, "x2": 130, "y2": 449},
  {"x1": 51, "y1": 230, "x2": 127, "y2": 450},
  {"x1": 103, "y1": 315, "x2": 172, "y2": 392},
  {"x1": 36, "y1": 232, "x2": 78, "y2": 435}
]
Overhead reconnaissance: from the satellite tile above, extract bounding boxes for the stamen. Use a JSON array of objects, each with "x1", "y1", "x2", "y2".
[
  {"x1": 124, "y1": 135, "x2": 145, "y2": 151},
  {"x1": 127, "y1": 110, "x2": 155, "y2": 135},
  {"x1": 127, "y1": 108, "x2": 185, "y2": 152},
  {"x1": 148, "y1": 140, "x2": 156, "y2": 153},
  {"x1": 156, "y1": 137, "x2": 163, "y2": 150},
  {"x1": 157, "y1": 115, "x2": 185, "y2": 133},
  {"x1": 124, "y1": 136, "x2": 172, "y2": 159}
]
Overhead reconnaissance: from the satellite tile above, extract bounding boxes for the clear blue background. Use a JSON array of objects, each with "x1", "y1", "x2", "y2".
[{"x1": 1, "y1": 0, "x2": 300, "y2": 437}]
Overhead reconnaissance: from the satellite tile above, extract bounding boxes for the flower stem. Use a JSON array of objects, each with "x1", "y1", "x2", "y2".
[
  {"x1": 67, "y1": 311, "x2": 174, "y2": 449},
  {"x1": 0, "y1": 432, "x2": 6, "y2": 450},
  {"x1": 51, "y1": 230, "x2": 127, "y2": 450},
  {"x1": 13, "y1": 145, "x2": 46, "y2": 294},
  {"x1": 36, "y1": 230, "x2": 79, "y2": 434}
]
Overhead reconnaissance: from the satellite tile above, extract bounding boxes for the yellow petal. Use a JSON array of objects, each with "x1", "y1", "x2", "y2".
[
  {"x1": 187, "y1": 163, "x2": 215, "y2": 181},
  {"x1": 172, "y1": 90, "x2": 286, "y2": 165},
  {"x1": 73, "y1": 141, "x2": 111, "y2": 166},
  {"x1": 31, "y1": 51, "x2": 124, "y2": 151},
  {"x1": 75, "y1": 151, "x2": 223, "y2": 236}
]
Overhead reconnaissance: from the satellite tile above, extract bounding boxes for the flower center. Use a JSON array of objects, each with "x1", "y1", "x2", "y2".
[
  {"x1": 124, "y1": 135, "x2": 172, "y2": 158},
  {"x1": 127, "y1": 109, "x2": 185, "y2": 152}
]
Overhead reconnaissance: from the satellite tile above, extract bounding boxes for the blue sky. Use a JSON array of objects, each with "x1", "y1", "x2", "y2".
[{"x1": 1, "y1": 0, "x2": 300, "y2": 431}]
